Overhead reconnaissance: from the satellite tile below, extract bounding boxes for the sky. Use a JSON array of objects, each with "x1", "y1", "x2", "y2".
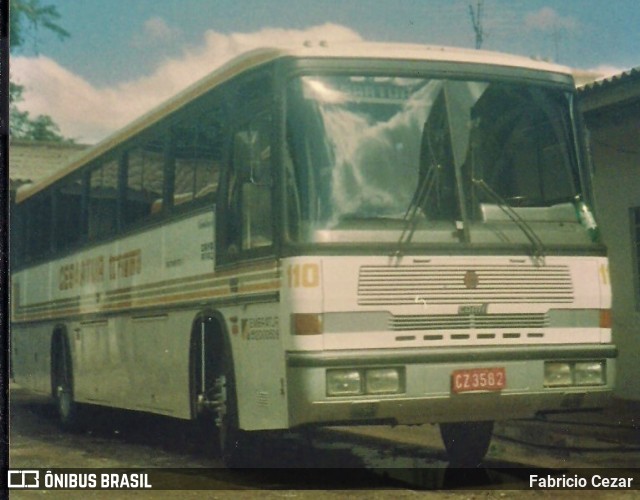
[{"x1": 10, "y1": 0, "x2": 640, "y2": 144}]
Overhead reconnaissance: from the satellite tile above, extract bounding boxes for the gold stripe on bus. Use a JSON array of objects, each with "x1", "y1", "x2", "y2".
[
  {"x1": 103, "y1": 262, "x2": 278, "y2": 298},
  {"x1": 15, "y1": 262, "x2": 279, "y2": 314},
  {"x1": 16, "y1": 280, "x2": 243, "y2": 317},
  {"x1": 104, "y1": 272, "x2": 218, "y2": 299},
  {"x1": 102, "y1": 280, "x2": 279, "y2": 310},
  {"x1": 105, "y1": 271, "x2": 279, "y2": 302},
  {"x1": 14, "y1": 306, "x2": 83, "y2": 322},
  {"x1": 13, "y1": 280, "x2": 280, "y2": 323},
  {"x1": 104, "y1": 290, "x2": 224, "y2": 312},
  {"x1": 238, "y1": 280, "x2": 282, "y2": 294},
  {"x1": 106, "y1": 281, "x2": 222, "y2": 301},
  {"x1": 102, "y1": 272, "x2": 279, "y2": 305}
]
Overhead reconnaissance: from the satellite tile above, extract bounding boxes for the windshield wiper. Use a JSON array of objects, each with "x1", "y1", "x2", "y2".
[
  {"x1": 472, "y1": 178, "x2": 546, "y2": 262},
  {"x1": 394, "y1": 162, "x2": 440, "y2": 255}
]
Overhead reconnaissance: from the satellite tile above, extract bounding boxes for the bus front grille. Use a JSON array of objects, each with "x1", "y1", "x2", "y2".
[
  {"x1": 389, "y1": 312, "x2": 549, "y2": 331},
  {"x1": 358, "y1": 264, "x2": 573, "y2": 306}
]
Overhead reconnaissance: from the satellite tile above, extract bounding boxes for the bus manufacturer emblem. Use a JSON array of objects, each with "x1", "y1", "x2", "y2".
[{"x1": 464, "y1": 270, "x2": 479, "y2": 289}]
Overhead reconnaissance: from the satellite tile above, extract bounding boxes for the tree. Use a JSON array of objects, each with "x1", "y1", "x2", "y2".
[
  {"x1": 9, "y1": 0, "x2": 72, "y2": 142},
  {"x1": 10, "y1": 0, "x2": 69, "y2": 50},
  {"x1": 9, "y1": 81, "x2": 69, "y2": 142}
]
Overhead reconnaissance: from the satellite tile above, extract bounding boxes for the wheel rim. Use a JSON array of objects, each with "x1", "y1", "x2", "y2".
[
  {"x1": 214, "y1": 373, "x2": 229, "y2": 448},
  {"x1": 214, "y1": 364, "x2": 245, "y2": 466},
  {"x1": 57, "y1": 385, "x2": 73, "y2": 419},
  {"x1": 54, "y1": 339, "x2": 75, "y2": 425}
]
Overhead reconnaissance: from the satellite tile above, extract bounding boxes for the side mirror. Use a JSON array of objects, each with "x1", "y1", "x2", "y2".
[
  {"x1": 248, "y1": 145, "x2": 272, "y2": 186},
  {"x1": 235, "y1": 131, "x2": 272, "y2": 186}
]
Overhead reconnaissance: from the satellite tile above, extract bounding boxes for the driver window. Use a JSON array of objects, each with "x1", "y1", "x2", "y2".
[{"x1": 231, "y1": 112, "x2": 273, "y2": 251}]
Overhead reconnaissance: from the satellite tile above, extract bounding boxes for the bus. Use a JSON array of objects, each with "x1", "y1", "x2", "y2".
[{"x1": 11, "y1": 42, "x2": 615, "y2": 467}]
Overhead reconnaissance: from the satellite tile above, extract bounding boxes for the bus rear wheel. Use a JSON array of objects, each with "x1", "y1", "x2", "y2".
[
  {"x1": 439, "y1": 421, "x2": 494, "y2": 467},
  {"x1": 52, "y1": 335, "x2": 80, "y2": 430}
]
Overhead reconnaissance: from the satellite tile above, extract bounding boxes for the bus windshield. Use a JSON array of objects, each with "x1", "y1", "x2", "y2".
[{"x1": 285, "y1": 73, "x2": 596, "y2": 249}]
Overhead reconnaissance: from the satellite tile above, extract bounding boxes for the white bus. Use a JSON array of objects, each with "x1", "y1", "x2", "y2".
[{"x1": 11, "y1": 42, "x2": 615, "y2": 467}]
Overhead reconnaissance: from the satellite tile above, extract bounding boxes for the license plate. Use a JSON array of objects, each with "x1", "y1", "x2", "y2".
[{"x1": 451, "y1": 367, "x2": 506, "y2": 393}]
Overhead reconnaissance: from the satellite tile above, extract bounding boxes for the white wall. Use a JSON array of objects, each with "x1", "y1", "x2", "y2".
[{"x1": 591, "y1": 115, "x2": 640, "y2": 400}]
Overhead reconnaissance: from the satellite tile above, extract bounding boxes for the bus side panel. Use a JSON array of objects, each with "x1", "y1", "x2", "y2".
[
  {"x1": 11, "y1": 311, "x2": 195, "y2": 420},
  {"x1": 71, "y1": 316, "x2": 126, "y2": 408},
  {"x1": 11, "y1": 322, "x2": 53, "y2": 396},
  {"x1": 11, "y1": 262, "x2": 56, "y2": 395},
  {"x1": 134, "y1": 311, "x2": 192, "y2": 418},
  {"x1": 49, "y1": 309, "x2": 195, "y2": 419},
  {"x1": 12, "y1": 210, "x2": 215, "y2": 419},
  {"x1": 118, "y1": 311, "x2": 192, "y2": 418},
  {"x1": 230, "y1": 301, "x2": 289, "y2": 431}
]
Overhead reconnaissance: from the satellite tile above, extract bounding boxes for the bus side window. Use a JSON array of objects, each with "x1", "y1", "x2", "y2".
[
  {"x1": 232, "y1": 112, "x2": 273, "y2": 251},
  {"x1": 172, "y1": 111, "x2": 223, "y2": 208},
  {"x1": 24, "y1": 192, "x2": 53, "y2": 261},
  {"x1": 88, "y1": 160, "x2": 119, "y2": 241},
  {"x1": 54, "y1": 174, "x2": 85, "y2": 249},
  {"x1": 125, "y1": 140, "x2": 165, "y2": 225}
]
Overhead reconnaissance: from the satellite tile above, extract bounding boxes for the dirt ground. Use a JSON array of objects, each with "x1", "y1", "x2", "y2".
[{"x1": 7, "y1": 384, "x2": 639, "y2": 499}]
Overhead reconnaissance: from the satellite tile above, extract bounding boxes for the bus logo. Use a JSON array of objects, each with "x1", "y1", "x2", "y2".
[
  {"x1": 464, "y1": 270, "x2": 479, "y2": 289},
  {"x1": 8, "y1": 470, "x2": 40, "y2": 488}
]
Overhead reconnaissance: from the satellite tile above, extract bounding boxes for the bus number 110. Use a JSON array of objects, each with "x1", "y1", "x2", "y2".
[{"x1": 287, "y1": 263, "x2": 320, "y2": 288}]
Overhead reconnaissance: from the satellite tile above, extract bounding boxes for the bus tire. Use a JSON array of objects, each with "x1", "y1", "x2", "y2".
[
  {"x1": 439, "y1": 421, "x2": 493, "y2": 467},
  {"x1": 217, "y1": 353, "x2": 250, "y2": 468},
  {"x1": 51, "y1": 334, "x2": 80, "y2": 430}
]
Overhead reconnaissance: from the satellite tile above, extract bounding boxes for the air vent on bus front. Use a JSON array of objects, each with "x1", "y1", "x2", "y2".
[
  {"x1": 389, "y1": 312, "x2": 549, "y2": 331},
  {"x1": 358, "y1": 265, "x2": 573, "y2": 306}
]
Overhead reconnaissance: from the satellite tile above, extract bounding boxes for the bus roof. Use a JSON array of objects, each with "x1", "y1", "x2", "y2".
[
  {"x1": 281, "y1": 41, "x2": 572, "y2": 74},
  {"x1": 16, "y1": 42, "x2": 573, "y2": 204}
]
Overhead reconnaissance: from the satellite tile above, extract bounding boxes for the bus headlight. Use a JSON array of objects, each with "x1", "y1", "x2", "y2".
[
  {"x1": 365, "y1": 368, "x2": 402, "y2": 395},
  {"x1": 574, "y1": 361, "x2": 605, "y2": 386},
  {"x1": 544, "y1": 360, "x2": 606, "y2": 387},
  {"x1": 544, "y1": 362, "x2": 572, "y2": 387},
  {"x1": 326, "y1": 368, "x2": 404, "y2": 397},
  {"x1": 326, "y1": 370, "x2": 362, "y2": 396}
]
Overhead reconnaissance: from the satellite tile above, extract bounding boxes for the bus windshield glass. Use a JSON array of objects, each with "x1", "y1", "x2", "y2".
[{"x1": 285, "y1": 73, "x2": 595, "y2": 248}]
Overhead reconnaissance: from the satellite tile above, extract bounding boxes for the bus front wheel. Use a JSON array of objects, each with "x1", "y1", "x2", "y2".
[
  {"x1": 439, "y1": 421, "x2": 494, "y2": 467},
  {"x1": 215, "y1": 354, "x2": 250, "y2": 467}
]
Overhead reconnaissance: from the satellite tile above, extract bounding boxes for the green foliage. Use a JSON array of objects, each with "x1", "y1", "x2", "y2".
[
  {"x1": 10, "y1": 0, "x2": 69, "y2": 52},
  {"x1": 10, "y1": 82, "x2": 71, "y2": 142},
  {"x1": 10, "y1": 0, "x2": 72, "y2": 142}
]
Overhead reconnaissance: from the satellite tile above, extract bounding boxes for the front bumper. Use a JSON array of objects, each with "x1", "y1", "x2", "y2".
[{"x1": 286, "y1": 344, "x2": 616, "y2": 427}]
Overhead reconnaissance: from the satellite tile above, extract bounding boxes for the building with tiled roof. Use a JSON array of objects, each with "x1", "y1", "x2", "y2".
[
  {"x1": 579, "y1": 67, "x2": 640, "y2": 401},
  {"x1": 580, "y1": 67, "x2": 640, "y2": 108},
  {"x1": 9, "y1": 140, "x2": 88, "y2": 194}
]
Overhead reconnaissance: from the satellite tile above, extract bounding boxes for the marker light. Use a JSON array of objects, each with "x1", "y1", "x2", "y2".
[
  {"x1": 291, "y1": 313, "x2": 323, "y2": 335},
  {"x1": 599, "y1": 309, "x2": 612, "y2": 329}
]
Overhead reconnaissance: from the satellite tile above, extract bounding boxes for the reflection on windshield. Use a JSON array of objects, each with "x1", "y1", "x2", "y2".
[{"x1": 285, "y1": 74, "x2": 592, "y2": 247}]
